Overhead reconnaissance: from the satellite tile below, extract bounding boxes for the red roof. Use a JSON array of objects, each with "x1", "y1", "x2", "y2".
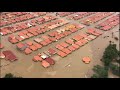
[
  {"x1": 82, "y1": 57, "x2": 91, "y2": 64},
  {"x1": 80, "y1": 39, "x2": 88, "y2": 44},
  {"x1": 101, "y1": 25, "x2": 111, "y2": 31},
  {"x1": 40, "y1": 41, "x2": 48, "y2": 46},
  {"x1": 24, "y1": 48, "x2": 32, "y2": 55},
  {"x1": 79, "y1": 33, "x2": 88, "y2": 38},
  {"x1": 32, "y1": 31, "x2": 38, "y2": 36},
  {"x1": 68, "y1": 46, "x2": 76, "y2": 51},
  {"x1": 16, "y1": 36, "x2": 24, "y2": 41},
  {"x1": 41, "y1": 60, "x2": 50, "y2": 68},
  {"x1": 16, "y1": 43, "x2": 25, "y2": 48},
  {"x1": 61, "y1": 48, "x2": 71, "y2": 54},
  {"x1": 72, "y1": 44, "x2": 79, "y2": 49},
  {"x1": 65, "y1": 39, "x2": 74, "y2": 44},
  {"x1": 22, "y1": 34, "x2": 29, "y2": 39},
  {"x1": 72, "y1": 35, "x2": 83, "y2": 41},
  {"x1": 49, "y1": 37, "x2": 56, "y2": 42},
  {"x1": 29, "y1": 45, "x2": 38, "y2": 51},
  {"x1": 34, "y1": 43, "x2": 42, "y2": 49},
  {"x1": 0, "y1": 52, "x2": 5, "y2": 58},
  {"x1": 55, "y1": 35, "x2": 62, "y2": 40},
  {"x1": 88, "y1": 28, "x2": 95, "y2": 32},
  {"x1": 41, "y1": 35, "x2": 49, "y2": 39},
  {"x1": 26, "y1": 33, "x2": 34, "y2": 37},
  {"x1": 45, "y1": 57, "x2": 55, "y2": 65},
  {"x1": 95, "y1": 30, "x2": 103, "y2": 35},
  {"x1": 26, "y1": 41, "x2": 33, "y2": 46},
  {"x1": 75, "y1": 41, "x2": 84, "y2": 46},
  {"x1": 34, "y1": 38, "x2": 43, "y2": 43},
  {"x1": 8, "y1": 34, "x2": 15, "y2": 40},
  {"x1": 9, "y1": 38, "x2": 18, "y2": 44},
  {"x1": 48, "y1": 48, "x2": 56, "y2": 55},
  {"x1": 33, "y1": 55, "x2": 43, "y2": 62},
  {"x1": 22, "y1": 30, "x2": 28, "y2": 35},
  {"x1": 57, "y1": 50, "x2": 67, "y2": 57},
  {"x1": 0, "y1": 43, "x2": 4, "y2": 49},
  {"x1": 44, "y1": 39, "x2": 52, "y2": 44},
  {"x1": 55, "y1": 44, "x2": 64, "y2": 50},
  {"x1": 60, "y1": 42, "x2": 69, "y2": 48},
  {"x1": 70, "y1": 28, "x2": 77, "y2": 33},
  {"x1": 2, "y1": 50, "x2": 17, "y2": 61},
  {"x1": 18, "y1": 32, "x2": 24, "y2": 36}
]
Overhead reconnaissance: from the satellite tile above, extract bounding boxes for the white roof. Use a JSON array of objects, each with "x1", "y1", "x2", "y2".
[{"x1": 0, "y1": 32, "x2": 3, "y2": 35}]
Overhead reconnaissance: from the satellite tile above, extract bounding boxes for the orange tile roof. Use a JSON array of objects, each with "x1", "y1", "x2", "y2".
[
  {"x1": 65, "y1": 39, "x2": 74, "y2": 44},
  {"x1": 55, "y1": 44, "x2": 64, "y2": 50},
  {"x1": 33, "y1": 55, "x2": 43, "y2": 62},
  {"x1": 16, "y1": 43, "x2": 24, "y2": 48},
  {"x1": 29, "y1": 45, "x2": 38, "y2": 51},
  {"x1": 75, "y1": 41, "x2": 84, "y2": 46},
  {"x1": 26, "y1": 33, "x2": 34, "y2": 37},
  {"x1": 40, "y1": 41, "x2": 48, "y2": 46},
  {"x1": 0, "y1": 43, "x2": 4, "y2": 49},
  {"x1": 72, "y1": 44, "x2": 79, "y2": 49},
  {"x1": 34, "y1": 42, "x2": 42, "y2": 48},
  {"x1": 60, "y1": 42, "x2": 69, "y2": 48},
  {"x1": 41, "y1": 60, "x2": 50, "y2": 68},
  {"x1": 57, "y1": 50, "x2": 67, "y2": 57},
  {"x1": 9, "y1": 38, "x2": 18, "y2": 44},
  {"x1": 82, "y1": 57, "x2": 91, "y2": 64},
  {"x1": 68, "y1": 46, "x2": 76, "y2": 51},
  {"x1": 26, "y1": 41, "x2": 33, "y2": 46},
  {"x1": 24, "y1": 48, "x2": 32, "y2": 55}
]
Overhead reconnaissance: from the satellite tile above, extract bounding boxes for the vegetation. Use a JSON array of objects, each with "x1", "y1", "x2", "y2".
[
  {"x1": 91, "y1": 65, "x2": 108, "y2": 78},
  {"x1": 110, "y1": 63, "x2": 120, "y2": 77},
  {"x1": 4, "y1": 73, "x2": 22, "y2": 78},
  {"x1": 118, "y1": 51, "x2": 120, "y2": 56},
  {"x1": 102, "y1": 44, "x2": 119, "y2": 66},
  {"x1": 91, "y1": 44, "x2": 120, "y2": 78}
]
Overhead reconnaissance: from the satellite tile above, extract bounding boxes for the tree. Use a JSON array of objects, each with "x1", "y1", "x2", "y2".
[
  {"x1": 110, "y1": 64, "x2": 120, "y2": 77},
  {"x1": 4, "y1": 73, "x2": 22, "y2": 78},
  {"x1": 118, "y1": 51, "x2": 120, "y2": 56},
  {"x1": 91, "y1": 65, "x2": 108, "y2": 78},
  {"x1": 102, "y1": 44, "x2": 119, "y2": 66},
  {"x1": 4, "y1": 73, "x2": 14, "y2": 78},
  {"x1": 103, "y1": 58, "x2": 112, "y2": 66},
  {"x1": 91, "y1": 44, "x2": 119, "y2": 78},
  {"x1": 91, "y1": 74, "x2": 99, "y2": 78}
]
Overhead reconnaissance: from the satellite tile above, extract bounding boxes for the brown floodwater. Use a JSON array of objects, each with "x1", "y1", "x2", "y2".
[{"x1": 0, "y1": 12, "x2": 119, "y2": 78}]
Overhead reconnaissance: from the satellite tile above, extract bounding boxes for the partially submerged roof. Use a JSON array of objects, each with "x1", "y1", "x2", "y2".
[
  {"x1": 0, "y1": 43, "x2": 4, "y2": 49},
  {"x1": 2, "y1": 50, "x2": 17, "y2": 61},
  {"x1": 33, "y1": 55, "x2": 43, "y2": 62},
  {"x1": 24, "y1": 48, "x2": 32, "y2": 55},
  {"x1": 82, "y1": 57, "x2": 91, "y2": 64},
  {"x1": 45, "y1": 57, "x2": 55, "y2": 65},
  {"x1": 41, "y1": 60, "x2": 50, "y2": 68},
  {"x1": 57, "y1": 50, "x2": 67, "y2": 57},
  {"x1": 48, "y1": 48, "x2": 56, "y2": 55},
  {"x1": 0, "y1": 52, "x2": 5, "y2": 59}
]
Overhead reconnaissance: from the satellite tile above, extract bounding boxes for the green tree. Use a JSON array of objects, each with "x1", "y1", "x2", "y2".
[
  {"x1": 110, "y1": 64, "x2": 120, "y2": 77},
  {"x1": 118, "y1": 51, "x2": 120, "y2": 56},
  {"x1": 91, "y1": 65, "x2": 108, "y2": 78},
  {"x1": 4, "y1": 73, "x2": 22, "y2": 78},
  {"x1": 102, "y1": 44, "x2": 119, "y2": 66},
  {"x1": 4, "y1": 73, "x2": 14, "y2": 78},
  {"x1": 91, "y1": 74, "x2": 99, "y2": 78}
]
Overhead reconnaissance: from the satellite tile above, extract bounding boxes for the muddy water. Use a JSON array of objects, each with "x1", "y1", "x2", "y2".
[{"x1": 0, "y1": 12, "x2": 119, "y2": 78}]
